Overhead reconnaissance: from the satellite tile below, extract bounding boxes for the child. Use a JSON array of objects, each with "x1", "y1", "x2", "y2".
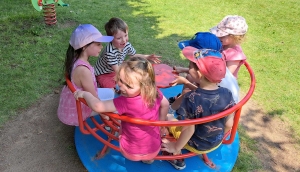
[
  {"x1": 57, "y1": 24, "x2": 114, "y2": 126},
  {"x1": 171, "y1": 32, "x2": 239, "y2": 104},
  {"x1": 173, "y1": 32, "x2": 222, "y2": 75},
  {"x1": 94, "y1": 17, "x2": 161, "y2": 89},
  {"x1": 170, "y1": 32, "x2": 222, "y2": 101},
  {"x1": 161, "y1": 46, "x2": 235, "y2": 170},
  {"x1": 210, "y1": 15, "x2": 248, "y2": 78},
  {"x1": 74, "y1": 57, "x2": 169, "y2": 164}
]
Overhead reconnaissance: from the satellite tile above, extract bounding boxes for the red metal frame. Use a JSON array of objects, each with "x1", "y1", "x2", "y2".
[{"x1": 66, "y1": 61, "x2": 256, "y2": 165}]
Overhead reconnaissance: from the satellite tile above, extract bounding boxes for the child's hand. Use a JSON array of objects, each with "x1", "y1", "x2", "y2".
[
  {"x1": 147, "y1": 54, "x2": 161, "y2": 64},
  {"x1": 169, "y1": 75, "x2": 189, "y2": 86},
  {"x1": 99, "y1": 113, "x2": 110, "y2": 120},
  {"x1": 161, "y1": 138, "x2": 178, "y2": 153},
  {"x1": 160, "y1": 127, "x2": 169, "y2": 137},
  {"x1": 74, "y1": 90, "x2": 85, "y2": 100}
]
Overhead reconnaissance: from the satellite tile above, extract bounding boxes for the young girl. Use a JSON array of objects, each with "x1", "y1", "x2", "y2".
[
  {"x1": 94, "y1": 17, "x2": 161, "y2": 89},
  {"x1": 74, "y1": 57, "x2": 169, "y2": 164},
  {"x1": 210, "y1": 15, "x2": 248, "y2": 78},
  {"x1": 57, "y1": 24, "x2": 114, "y2": 126},
  {"x1": 162, "y1": 46, "x2": 235, "y2": 170}
]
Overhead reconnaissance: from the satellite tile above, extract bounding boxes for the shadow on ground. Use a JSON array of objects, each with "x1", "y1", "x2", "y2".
[
  {"x1": 0, "y1": 92, "x2": 86, "y2": 172},
  {"x1": 240, "y1": 98, "x2": 300, "y2": 172}
]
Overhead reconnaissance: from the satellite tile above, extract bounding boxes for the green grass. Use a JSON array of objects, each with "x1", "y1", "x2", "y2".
[
  {"x1": 232, "y1": 126, "x2": 262, "y2": 171},
  {"x1": 1, "y1": 0, "x2": 299, "y2": 171}
]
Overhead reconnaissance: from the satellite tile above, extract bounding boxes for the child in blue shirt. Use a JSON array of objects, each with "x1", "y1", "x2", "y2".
[{"x1": 161, "y1": 46, "x2": 235, "y2": 170}]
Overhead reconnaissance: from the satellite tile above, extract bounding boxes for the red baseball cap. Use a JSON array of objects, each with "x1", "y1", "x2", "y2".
[{"x1": 182, "y1": 46, "x2": 226, "y2": 83}]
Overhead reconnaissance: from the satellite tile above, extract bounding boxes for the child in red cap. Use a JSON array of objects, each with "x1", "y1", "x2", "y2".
[{"x1": 161, "y1": 46, "x2": 235, "y2": 170}]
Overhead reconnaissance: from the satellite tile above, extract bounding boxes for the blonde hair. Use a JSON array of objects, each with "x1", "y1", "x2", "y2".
[
  {"x1": 229, "y1": 34, "x2": 246, "y2": 45},
  {"x1": 116, "y1": 57, "x2": 158, "y2": 107}
]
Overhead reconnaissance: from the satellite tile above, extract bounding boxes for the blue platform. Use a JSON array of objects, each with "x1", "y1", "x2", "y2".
[{"x1": 75, "y1": 85, "x2": 240, "y2": 172}]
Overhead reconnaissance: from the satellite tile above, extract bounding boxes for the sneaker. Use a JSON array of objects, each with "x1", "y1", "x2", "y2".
[
  {"x1": 141, "y1": 160, "x2": 154, "y2": 164},
  {"x1": 104, "y1": 126, "x2": 111, "y2": 131},
  {"x1": 161, "y1": 151, "x2": 186, "y2": 170}
]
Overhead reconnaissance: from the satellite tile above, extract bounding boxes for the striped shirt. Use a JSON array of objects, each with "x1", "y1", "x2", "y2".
[{"x1": 94, "y1": 42, "x2": 136, "y2": 76}]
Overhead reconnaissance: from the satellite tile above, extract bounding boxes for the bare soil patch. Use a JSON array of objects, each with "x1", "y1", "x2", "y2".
[
  {"x1": 240, "y1": 94, "x2": 300, "y2": 172},
  {"x1": 0, "y1": 91, "x2": 299, "y2": 172}
]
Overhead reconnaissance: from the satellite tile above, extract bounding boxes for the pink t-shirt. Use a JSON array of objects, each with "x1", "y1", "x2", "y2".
[
  {"x1": 113, "y1": 89, "x2": 163, "y2": 155},
  {"x1": 222, "y1": 45, "x2": 247, "y2": 78},
  {"x1": 57, "y1": 59, "x2": 97, "y2": 126}
]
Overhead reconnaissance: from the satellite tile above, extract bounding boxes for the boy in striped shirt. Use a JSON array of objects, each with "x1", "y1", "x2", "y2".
[{"x1": 95, "y1": 17, "x2": 161, "y2": 90}]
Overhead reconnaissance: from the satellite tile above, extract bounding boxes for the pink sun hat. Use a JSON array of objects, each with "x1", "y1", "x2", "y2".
[
  {"x1": 182, "y1": 46, "x2": 226, "y2": 83},
  {"x1": 70, "y1": 24, "x2": 113, "y2": 50},
  {"x1": 210, "y1": 15, "x2": 248, "y2": 37}
]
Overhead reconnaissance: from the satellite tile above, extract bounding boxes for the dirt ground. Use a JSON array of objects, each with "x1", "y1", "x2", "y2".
[{"x1": 0, "y1": 90, "x2": 300, "y2": 172}]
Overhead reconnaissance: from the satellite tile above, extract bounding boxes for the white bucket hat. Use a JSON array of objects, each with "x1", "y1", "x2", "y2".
[{"x1": 210, "y1": 15, "x2": 248, "y2": 37}]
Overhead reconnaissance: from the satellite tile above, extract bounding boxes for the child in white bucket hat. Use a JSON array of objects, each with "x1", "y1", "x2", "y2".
[{"x1": 210, "y1": 15, "x2": 248, "y2": 78}]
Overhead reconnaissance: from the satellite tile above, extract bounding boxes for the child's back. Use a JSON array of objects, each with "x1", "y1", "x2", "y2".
[
  {"x1": 177, "y1": 86, "x2": 234, "y2": 150},
  {"x1": 114, "y1": 89, "x2": 164, "y2": 155},
  {"x1": 75, "y1": 57, "x2": 169, "y2": 163}
]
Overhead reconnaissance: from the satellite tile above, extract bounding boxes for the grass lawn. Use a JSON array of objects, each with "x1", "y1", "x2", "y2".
[{"x1": 1, "y1": 0, "x2": 299, "y2": 171}]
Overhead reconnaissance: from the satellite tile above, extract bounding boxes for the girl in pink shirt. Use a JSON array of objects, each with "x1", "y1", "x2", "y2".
[
  {"x1": 57, "y1": 24, "x2": 113, "y2": 126},
  {"x1": 74, "y1": 57, "x2": 169, "y2": 164},
  {"x1": 210, "y1": 15, "x2": 248, "y2": 78}
]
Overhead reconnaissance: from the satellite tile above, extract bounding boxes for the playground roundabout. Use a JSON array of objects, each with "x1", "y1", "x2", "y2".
[
  {"x1": 67, "y1": 62, "x2": 254, "y2": 172},
  {"x1": 1, "y1": 62, "x2": 300, "y2": 172}
]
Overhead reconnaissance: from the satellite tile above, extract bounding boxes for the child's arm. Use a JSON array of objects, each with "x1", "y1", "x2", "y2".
[
  {"x1": 170, "y1": 75, "x2": 197, "y2": 90},
  {"x1": 131, "y1": 54, "x2": 161, "y2": 64},
  {"x1": 111, "y1": 64, "x2": 119, "y2": 73},
  {"x1": 226, "y1": 60, "x2": 240, "y2": 75},
  {"x1": 159, "y1": 96, "x2": 169, "y2": 136},
  {"x1": 74, "y1": 91, "x2": 117, "y2": 113},
  {"x1": 173, "y1": 66, "x2": 189, "y2": 74},
  {"x1": 169, "y1": 76, "x2": 196, "y2": 110},
  {"x1": 161, "y1": 125, "x2": 195, "y2": 153},
  {"x1": 73, "y1": 66, "x2": 98, "y2": 97},
  {"x1": 159, "y1": 96, "x2": 169, "y2": 121}
]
